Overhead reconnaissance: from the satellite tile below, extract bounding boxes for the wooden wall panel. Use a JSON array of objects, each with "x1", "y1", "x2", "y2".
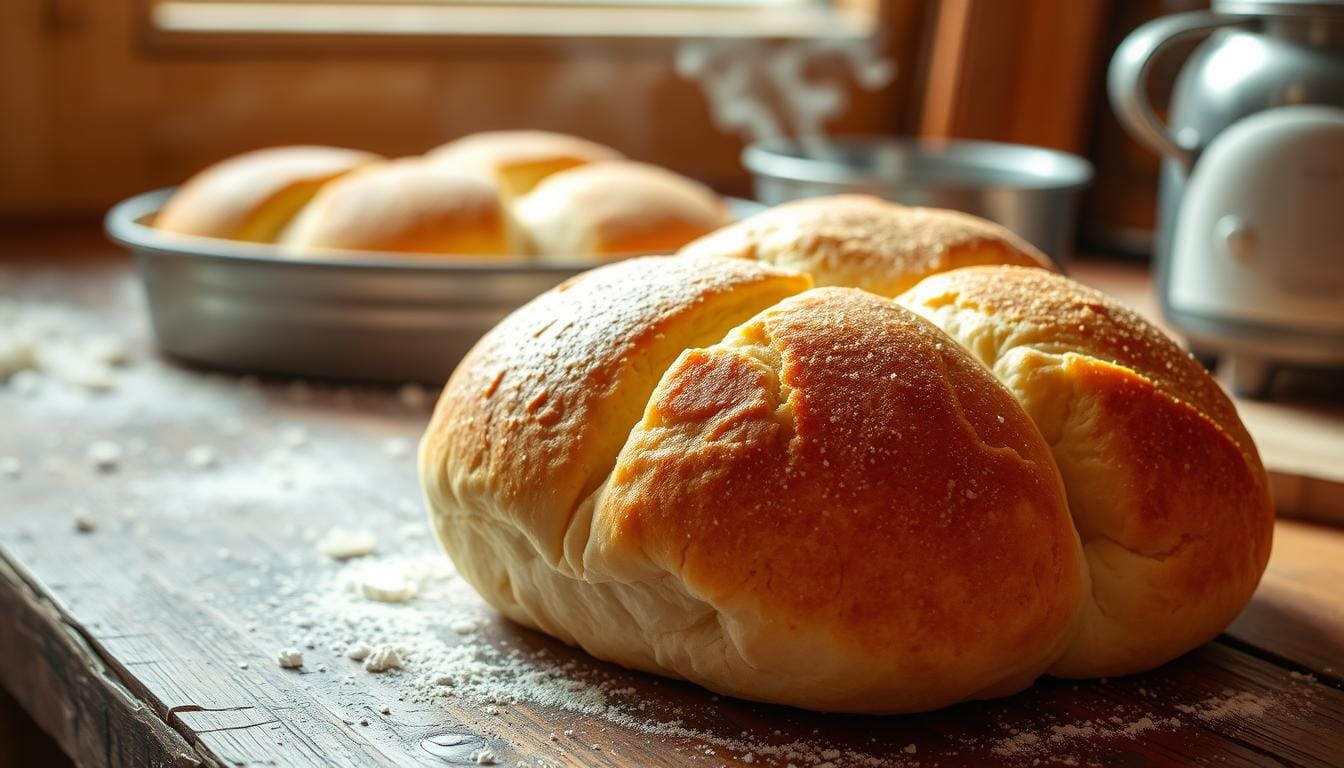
[
  {"x1": 919, "y1": 0, "x2": 1111, "y2": 153},
  {"x1": 0, "y1": 0, "x2": 926, "y2": 218}
]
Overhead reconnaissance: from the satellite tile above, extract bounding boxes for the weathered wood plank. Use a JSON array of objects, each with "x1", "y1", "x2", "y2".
[
  {"x1": 0, "y1": 553, "x2": 209, "y2": 768},
  {"x1": 1228, "y1": 520, "x2": 1344, "y2": 683}
]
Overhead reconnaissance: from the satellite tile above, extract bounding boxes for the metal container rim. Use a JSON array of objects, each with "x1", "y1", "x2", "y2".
[{"x1": 742, "y1": 136, "x2": 1095, "y2": 193}]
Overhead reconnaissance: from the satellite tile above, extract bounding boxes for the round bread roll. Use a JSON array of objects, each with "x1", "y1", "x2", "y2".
[
  {"x1": 898, "y1": 266, "x2": 1273, "y2": 678},
  {"x1": 429, "y1": 130, "x2": 624, "y2": 197},
  {"x1": 420, "y1": 256, "x2": 1090, "y2": 713},
  {"x1": 513, "y1": 161, "x2": 730, "y2": 262},
  {"x1": 155, "y1": 146, "x2": 381, "y2": 242},
  {"x1": 282, "y1": 159, "x2": 516, "y2": 258},
  {"x1": 678, "y1": 194, "x2": 1053, "y2": 296}
]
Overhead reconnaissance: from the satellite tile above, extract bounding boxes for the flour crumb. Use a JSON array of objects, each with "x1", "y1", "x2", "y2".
[
  {"x1": 1, "y1": 456, "x2": 21, "y2": 478},
  {"x1": 316, "y1": 528, "x2": 378, "y2": 560},
  {"x1": 903, "y1": 744, "x2": 917, "y2": 754},
  {"x1": 364, "y1": 646, "x2": 403, "y2": 673},
  {"x1": 186, "y1": 445, "x2": 218, "y2": 469},
  {"x1": 359, "y1": 568, "x2": 418, "y2": 603},
  {"x1": 1183, "y1": 691, "x2": 1272, "y2": 721},
  {"x1": 379, "y1": 704, "x2": 391, "y2": 715},
  {"x1": 346, "y1": 642, "x2": 373, "y2": 661},
  {"x1": 73, "y1": 512, "x2": 97, "y2": 533},
  {"x1": 469, "y1": 749, "x2": 497, "y2": 766},
  {"x1": 280, "y1": 426, "x2": 309, "y2": 448},
  {"x1": 87, "y1": 440, "x2": 123, "y2": 472},
  {"x1": 277, "y1": 648, "x2": 304, "y2": 669}
]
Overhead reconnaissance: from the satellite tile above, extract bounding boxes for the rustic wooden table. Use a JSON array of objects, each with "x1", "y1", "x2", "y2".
[{"x1": 2, "y1": 235, "x2": 1342, "y2": 768}]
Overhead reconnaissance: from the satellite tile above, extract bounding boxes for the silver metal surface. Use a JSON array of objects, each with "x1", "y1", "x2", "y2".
[
  {"x1": 742, "y1": 138, "x2": 1093, "y2": 265},
  {"x1": 1215, "y1": 0, "x2": 1344, "y2": 16},
  {"x1": 1109, "y1": 1, "x2": 1344, "y2": 395},
  {"x1": 106, "y1": 189, "x2": 592, "y2": 383}
]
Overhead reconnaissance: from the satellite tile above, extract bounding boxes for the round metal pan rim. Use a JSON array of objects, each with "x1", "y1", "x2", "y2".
[{"x1": 742, "y1": 136, "x2": 1095, "y2": 193}]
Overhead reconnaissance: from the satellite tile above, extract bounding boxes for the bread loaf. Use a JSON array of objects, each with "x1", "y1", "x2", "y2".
[
  {"x1": 282, "y1": 160, "x2": 517, "y2": 258},
  {"x1": 514, "y1": 161, "x2": 730, "y2": 262},
  {"x1": 420, "y1": 215, "x2": 1272, "y2": 714},
  {"x1": 898, "y1": 266, "x2": 1273, "y2": 677},
  {"x1": 155, "y1": 146, "x2": 381, "y2": 242},
  {"x1": 429, "y1": 130, "x2": 623, "y2": 197},
  {"x1": 679, "y1": 194, "x2": 1053, "y2": 295}
]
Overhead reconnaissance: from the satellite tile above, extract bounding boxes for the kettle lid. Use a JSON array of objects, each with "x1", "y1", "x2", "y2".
[{"x1": 1215, "y1": 0, "x2": 1344, "y2": 16}]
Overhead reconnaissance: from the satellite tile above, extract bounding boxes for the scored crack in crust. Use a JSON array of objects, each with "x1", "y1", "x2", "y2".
[
  {"x1": 587, "y1": 287, "x2": 1086, "y2": 712},
  {"x1": 897, "y1": 266, "x2": 1273, "y2": 678}
]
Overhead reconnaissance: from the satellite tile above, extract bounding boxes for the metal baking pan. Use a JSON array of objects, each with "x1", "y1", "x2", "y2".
[{"x1": 109, "y1": 189, "x2": 761, "y2": 384}]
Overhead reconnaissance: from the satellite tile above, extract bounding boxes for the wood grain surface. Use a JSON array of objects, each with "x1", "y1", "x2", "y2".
[{"x1": 1, "y1": 243, "x2": 1342, "y2": 768}]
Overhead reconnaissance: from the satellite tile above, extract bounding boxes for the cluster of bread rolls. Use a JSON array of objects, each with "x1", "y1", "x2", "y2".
[
  {"x1": 153, "y1": 132, "x2": 729, "y2": 262},
  {"x1": 419, "y1": 195, "x2": 1274, "y2": 714}
]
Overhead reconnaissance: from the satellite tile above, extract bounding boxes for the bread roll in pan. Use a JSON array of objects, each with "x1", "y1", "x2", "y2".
[{"x1": 107, "y1": 188, "x2": 764, "y2": 383}]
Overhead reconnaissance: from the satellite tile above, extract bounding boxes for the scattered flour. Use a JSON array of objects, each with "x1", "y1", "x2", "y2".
[
  {"x1": 280, "y1": 425, "x2": 309, "y2": 448},
  {"x1": 87, "y1": 440, "x2": 123, "y2": 472},
  {"x1": 0, "y1": 301, "x2": 129, "y2": 391},
  {"x1": 185, "y1": 444, "x2": 218, "y2": 469},
  {"x1": 364, "y1": 646, "x2": 404, "y2": 673},
  {"x1": 277, "y1": 648, "x2": 304, "y2": 669},
  {"x1": 316, "y1": 528, "x2": 378, "y2": 560},
  {"x1": 1176, "y1": 690, "x2": 1272, "y2": 721},
  {"x1": 358, "y1": 567, "x2": 420, "y2": 603},
  {"x1": 265, "y1": 531, "x2": 1292, "y2": 768}
]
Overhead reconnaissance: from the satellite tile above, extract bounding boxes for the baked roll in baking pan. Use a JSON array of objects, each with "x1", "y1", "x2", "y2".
[
  {"x1": 154, "y1": 133, "x2": 726, "y2": 262},
  {"x1": 418, "y1": 199, "x2": 1272, "y2": 713},
  {"x1": 155, "y1": 146, "x2": 381, "y2": 243}
]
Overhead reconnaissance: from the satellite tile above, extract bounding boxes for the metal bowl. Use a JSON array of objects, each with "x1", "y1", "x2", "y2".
[
  {"x1": 106, "y1": 189, "x2": 586, "y2": 383},
  {"x1": 743, "y1": 137, "x2": 1095, "y2": 264}
]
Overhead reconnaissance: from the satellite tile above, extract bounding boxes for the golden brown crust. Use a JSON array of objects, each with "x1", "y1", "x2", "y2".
[
  {"x1": 678, "y1": 194, "x2": 1053, "y2": 296},
  {"x1": 898, "y1": 266, "x2": 1274, "y2": 676},
  {"x1": 155, "y1": 146, "x2": 381, "y2": 242},
  {"x1": 428, "y1": 130, "x2": 624, "y2": 197},
  {"x1": 281, "y1": 160, "x2": 514, "y2": 258},
  {"x1": 514, "y1": 161, "x2": 730, "y2": 262},
  {"x1": 590, "y1": 288, "x2": 1084, "y2": 710},
  {"x1": 420, "y1": 256, "x2": 811, "y2": 561}
]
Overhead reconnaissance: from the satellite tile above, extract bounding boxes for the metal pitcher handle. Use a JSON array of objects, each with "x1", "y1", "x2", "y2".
[{"x1": 1108, "y1": 11, "x2": 1249, "y2": 166}]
